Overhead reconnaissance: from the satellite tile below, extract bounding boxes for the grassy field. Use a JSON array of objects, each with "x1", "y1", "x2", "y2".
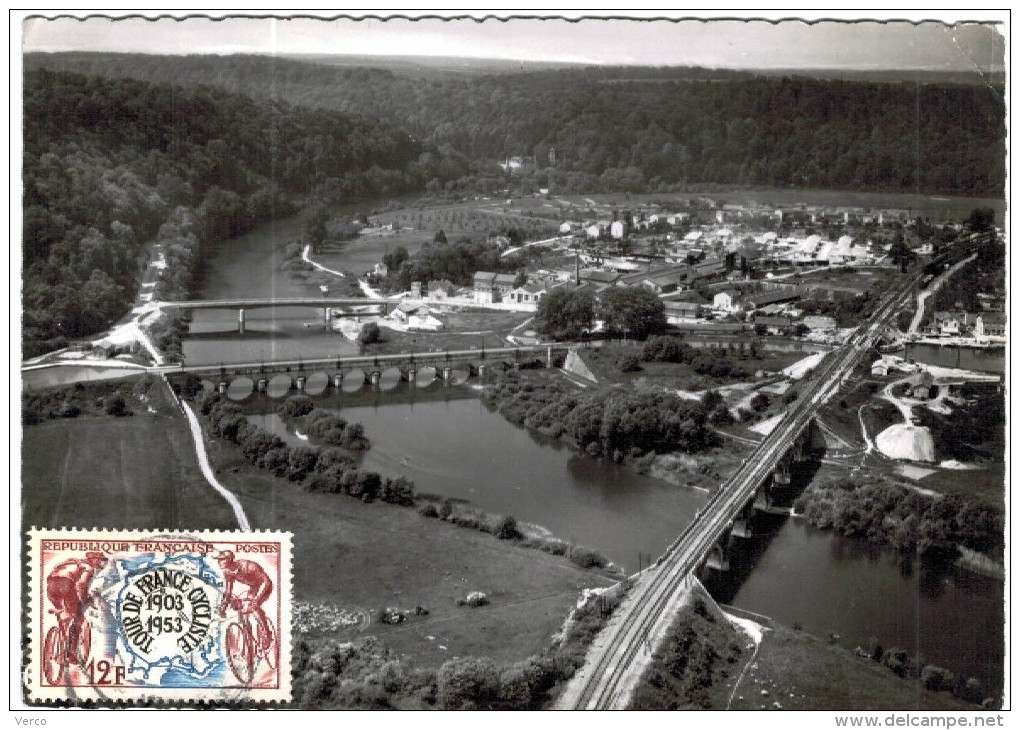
[
  {"x1": 313, "y1": 198, "x2": 563, "y2": 278},
  {"x1": 205, "y1": 433, "x2": 616, "y2": 668},
  {"x1": 21, "y1": 415, "x2": 238, "y2": 530},
  {"x1": 580, "y1": 343, "x2": 805, "y2": 391},
  {"x1": 21, "y1": 380, "x2": 617, "y2": 669},
  {"x1": 795, "y1": 267, "x2": 899, "y2": 292},
  {"x1": 723, "y1": 606, "x2": 973, "y2": 711}
]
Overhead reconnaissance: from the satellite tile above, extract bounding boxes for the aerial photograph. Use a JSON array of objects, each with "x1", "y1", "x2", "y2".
[{"x1": 15, "y1": 12, "x2": 1007, "y2": 714}]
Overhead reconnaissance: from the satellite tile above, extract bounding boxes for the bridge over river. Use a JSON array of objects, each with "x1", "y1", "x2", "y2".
[
  {"x1": 156, "y1": 297, "x2": 397, "y2": 333},
  {"x1": 155, "y1": 343, "x2": 577, "y2": 392},
  {"x1": 556, "y1": 235, "x2": 987, "y2": 709}
]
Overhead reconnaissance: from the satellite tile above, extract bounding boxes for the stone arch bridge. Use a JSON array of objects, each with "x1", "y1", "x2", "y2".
[{"x1": 162, "y1": 344, "x2": 575, "y2": 394}]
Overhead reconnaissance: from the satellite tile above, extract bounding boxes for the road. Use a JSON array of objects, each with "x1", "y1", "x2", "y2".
[
  {"x1": 908, "y1": 252, "x2": 977, "y2": 334},
  {"x1": 153, "y1": 343, "x2": 574, "y2": 378},
  {"x1": 557, "y1": 237, "x2": 982, "y2": 710},
  {"x1": 156, "y1": 296, "x2": 392, "y2": 311}
]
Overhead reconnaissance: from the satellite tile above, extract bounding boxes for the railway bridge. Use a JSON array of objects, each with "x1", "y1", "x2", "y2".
[{"x1": 556, "y1": 235, "x2": 987, "y2": 710}]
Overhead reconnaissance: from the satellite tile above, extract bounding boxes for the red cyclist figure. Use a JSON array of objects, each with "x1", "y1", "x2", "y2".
[
  {"x1": 44, "y1": 551, "x2": 107, "y2": 679},
  {"x1": 215, "y1": 550, "x2": 275, "y2": 679}
]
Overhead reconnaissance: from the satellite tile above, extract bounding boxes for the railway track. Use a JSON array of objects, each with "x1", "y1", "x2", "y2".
[{"x1": 561, "y1": 239, "x2": 983, "y2": 709}]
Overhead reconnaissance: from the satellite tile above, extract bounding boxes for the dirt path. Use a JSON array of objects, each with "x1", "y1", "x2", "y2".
[
  {"x1": 302, "y1": 243, "x2": 345, "y2": 278},
  {"x1": 180, "y1": 399, "x2": 251, "y2": 530}
]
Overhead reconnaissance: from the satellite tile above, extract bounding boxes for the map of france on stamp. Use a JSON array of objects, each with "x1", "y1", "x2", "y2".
[{"x1": 26, "y1": 528, "x2": 292, "y2": 703}]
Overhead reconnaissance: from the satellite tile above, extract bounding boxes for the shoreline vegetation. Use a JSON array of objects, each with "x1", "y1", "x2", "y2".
[
  {"x1": 480, "y1": 367, "x2": 720, "y2": 463},
  {"x1": 792, "y1": 477, "x2": 1004, "y2": 569},
  {"x1": 197, "y1": 390, "x2": 620, "y2": 574}
]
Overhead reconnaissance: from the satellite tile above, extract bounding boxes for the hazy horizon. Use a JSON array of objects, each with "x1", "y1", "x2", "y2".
[{"x1": 21, "y1": 15, "x2": 1006, "y2": 72}]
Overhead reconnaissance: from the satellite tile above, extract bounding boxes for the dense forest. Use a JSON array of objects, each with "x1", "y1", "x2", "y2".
[
  {"x1": 21, "y1": 69, "x2": 459, "y2": 357},
  {"x1": 25, "y1": 53, "x2": 1006, "y2": 196}
]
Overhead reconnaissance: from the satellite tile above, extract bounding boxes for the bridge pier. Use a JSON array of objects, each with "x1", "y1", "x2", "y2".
[
  {"x1": 296, "y1": 376, "x2": 306, "y2": 392},
  {"x1": 731, "y1": 502, "x2": 755, "y2": 539},
  {"x1": 406, "y1": 366, "x2": 417, "y2": 385},
  {"x1": 442, "y1": 367, "x2": 452, "y2": 382},
  {"x1": 218, "y1": 381, "x2": 227, "y2": 395},
  {"x1": 370, "y1": 371, "x2": 381, "y2": 387},
  {"x1": 705, "y1": 535, "x2": 730, "y2": 572},
  {"x1": 547, "y1": 346, "x2": 553, "y2": 369},
  {"x1": 257, "y1": 378, "x2": 267, "y2": 393},
  {"x1": 477, "y1": 364, "x2": 487, "y2": 382},
  {"x1": 753, "y1": 480, "x2": 774, "y2": 512},
  {"x1": 774, "y1": 460, "x2": 791, "y2": 486},
  {"x1": 333, "y1": 374, "x2": 343, "y2": 390},
  {"x1": 323, "y1": 307, "x2": 331, "y2": 330},
  {"x1": 238, "y1": 308, "x2": 245, "y2": 335}
]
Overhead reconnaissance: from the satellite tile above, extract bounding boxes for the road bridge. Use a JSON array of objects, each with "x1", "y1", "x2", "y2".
[
  {"x1": 155, "y1": 297, "x2": 398, "y2": 333},
  {"x1": 557, "y1": 236, "x2": 986, "y2": 710},
  {"x1": 157, "y1": 344, "x2": 575, "y2": 394}
]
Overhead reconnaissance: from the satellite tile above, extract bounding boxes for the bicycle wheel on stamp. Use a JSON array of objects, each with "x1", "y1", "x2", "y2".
[
  {"x1": 226, "y1": 622, "x2": 254, "y2": 684},
  {"x1": 75, "y1": 620, "x2": 92, "y2": 666},
  {"x1": 260, "y1": 617, "x2": 277, "y2": 670},
  {"x1": 42, "y1": 625, "x2": 65, "y2": 685}
]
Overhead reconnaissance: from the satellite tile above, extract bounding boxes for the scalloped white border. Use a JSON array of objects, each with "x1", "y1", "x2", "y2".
[{"x1": 25, "y1": 528, "x2": 292, "y2": 705}]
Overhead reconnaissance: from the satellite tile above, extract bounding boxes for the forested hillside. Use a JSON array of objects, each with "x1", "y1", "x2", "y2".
[
  {"x1": 21, "y1": 69, "x2": 458, "y2": 357},
  {"x1": 25, "y1": 53, "x2": 1006, "y2": 196}
]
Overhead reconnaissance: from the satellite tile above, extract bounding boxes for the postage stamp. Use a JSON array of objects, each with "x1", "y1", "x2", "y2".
[{"x1": 25, "y1": 528, "x2": 292, "y2": 704}]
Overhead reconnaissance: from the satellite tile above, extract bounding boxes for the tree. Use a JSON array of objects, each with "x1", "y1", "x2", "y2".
[
  {"x1": 104, "y1": 394, "x2": 129, "y2": 417},
  {"x1": 701, "y1": 390, "x2": 724, "y2": 411},
  {"x1": 304, "y1": 203, "x2": 331, "y2": 250},
  {"x1": 921, "y1": 665, "x2": 954, "y2": 692},
  {"x1": 754, "y1": 322, "x2": 768, "y2": 336},
  {"x1": 750, "y1": 393, "x2": 770, "y2": 412},
  {"x1": 434, "y1": 229, "x2": 448, "y2": 244},
  {"x1": 382, "y1": 246, "x2": 409, "y2": 272},
  {"x1": 599, "y1": 287, "x2": 667, "y2": 340},
  {"x1": 535, "y1": 287, "x2": 595, "y2": 340},
  {"x1": 358, "y1": 322, "x2": 382, "y2": 346},
  {"x1": 494, "y1": 515, "x2": 521, "y2": 540},
  {"x1": 888, "y1": 230, "x2": 913, "y2": 273},
  {"x1": 437, "y1": 657, "x2": 500, "y2": 709},
  {"x1": 966, "y1": 207, "x2": 995, "y2": 232},
  {"x1": 279, "y1": 395, "x2": 315, "y2": 419}
]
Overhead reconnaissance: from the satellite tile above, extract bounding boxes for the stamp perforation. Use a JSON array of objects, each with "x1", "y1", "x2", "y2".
[{"x1": 24, "y1": 528, "x2": 293, "y2": 705}]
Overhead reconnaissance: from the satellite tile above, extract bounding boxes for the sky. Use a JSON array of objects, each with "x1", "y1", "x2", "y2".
[{"x1": 19, "y1": 12, "x2": 1007, "y2": 71}]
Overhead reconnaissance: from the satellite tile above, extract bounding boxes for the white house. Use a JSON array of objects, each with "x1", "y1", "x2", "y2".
[
  {"x1": 610, "y1": 221, "x2": 625, "y2": 239},
  {"x1": 559, "y1": 221, "x2": 573, "y2": 234},
  {"x1": 713, "y1": 289, "x2": 742, "y2": 313},
  {"x1": 586, "y1": 225, "x2": 601, "y2": 239},
  {"x1": 390, "y1": 301, "x2": 444, "y2": 331},
  {"x1": 506, "y1": 282, "x2": 549, "y2": 309}
]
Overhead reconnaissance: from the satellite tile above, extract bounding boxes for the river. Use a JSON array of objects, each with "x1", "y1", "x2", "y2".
[
  {"x1": 904, "y1": 342, "x2": 1005, "y2": 374},
  {"x1": 187, "y1": 202, "x2": 1004, "y2": 700}
]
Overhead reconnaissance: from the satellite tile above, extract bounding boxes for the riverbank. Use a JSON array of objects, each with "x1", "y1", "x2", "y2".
[
  {"x1": 723, "y1": 606, "x2": 978, "y2": 710},
  {"x1": 197, "y1": 411, "x2": 618, "y2": 670},
  {"x1": 627, "y1": 582, "x2": 977, "y2": 710}
]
